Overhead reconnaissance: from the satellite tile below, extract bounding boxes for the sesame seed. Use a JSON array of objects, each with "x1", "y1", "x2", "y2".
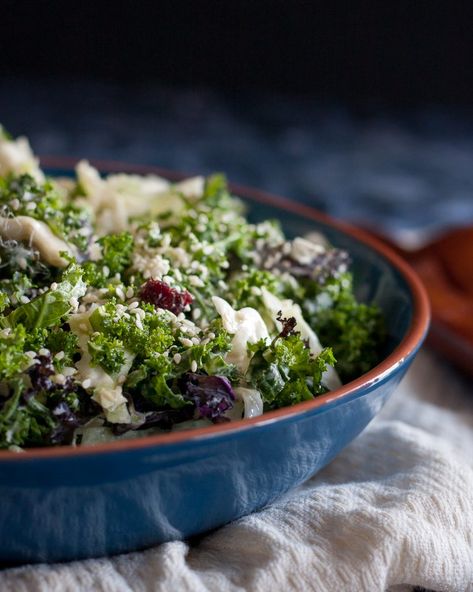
[
  {"x1": 54, "y1": 351, "x2": 65, "y2": 360},
  {"x1": 26, "y1": 202, "x2": 36, "y2": 211},
  {"x1": 173, "y1": 353, "x2": 182, "y2": 364},
  {"x1": 180, "y1": 337, "x2": 193, "y2": 348},
  {"x1": 189, "y1": 275, "x2": 205, "y2": 288},
  {"x1": 39, "y1": 348, "x2": 50, "y2": 356},
  {"x1": 191, "y1": 337, "x2": 200, "y2": 345},
  {"x1": 208, "y1": 332, "x2": 216, "y2": 340},
  {"x1": 25, "y1": 351, "x2": 37, "y2": 359},
  {"x1": 116, "y1": 287, "x2": 125, "y2": 301},
  {"x1": 53, "y1": 374, "x2": 66, "y2": 385},
  {"x1": 126, "y1": 287, "x2": 134, "y2": 299},
  {"x1": 102, "y1": 266, "x2": 110, "y2": 278},
  {"x1": 82, "y1": 379, "x2": 92, "y2": 389},
  {"x1": 19, "y1": 295, "x2": 30, "y2": 304},
  {"x1": 129, "y1": 301, "x2": 139, "y2": 309},
  {"x1": 135, "y1": 318, "x2": 144, "y2": 330},
  {"x1": 131, "y1": 308, "x2": 145, "y2": 319},
  {"x1": 18, "y1": 257, "x2": 28, "y2": 270},
  {"x1": 192, "y1": 308, "x2": 202, "y2": 320},
  {"x1": 191, "y1": 360, "x2": 198, "y2": 372},
  {"x1": 62, "y1": 367, "x2": 77, "y2": 377}
]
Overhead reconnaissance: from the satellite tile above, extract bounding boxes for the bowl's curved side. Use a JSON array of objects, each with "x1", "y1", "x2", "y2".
[{"x1": 0, "y1": 356, "x2": 412, "y2": 564}]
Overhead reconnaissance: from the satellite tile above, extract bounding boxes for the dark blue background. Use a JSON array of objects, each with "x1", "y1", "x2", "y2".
[{"x1": 1, "y1": 3, "x2": 472, "y2": 237}]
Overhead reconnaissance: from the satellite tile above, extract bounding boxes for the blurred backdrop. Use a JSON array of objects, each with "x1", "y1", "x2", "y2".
[{"x1": 1, "y1": 1, "x2": 472, "y2": 236}]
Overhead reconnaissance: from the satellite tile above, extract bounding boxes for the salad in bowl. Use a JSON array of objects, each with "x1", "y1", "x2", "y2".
[{"x1": 0, "y1": 126, "x2": 384, "y2": 449}]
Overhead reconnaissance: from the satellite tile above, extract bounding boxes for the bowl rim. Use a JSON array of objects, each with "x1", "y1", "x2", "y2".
[{"x1": 0, "y1": 157, "x2": 430, "y2": 460}]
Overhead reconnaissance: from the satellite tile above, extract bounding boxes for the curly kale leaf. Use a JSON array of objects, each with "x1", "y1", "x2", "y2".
[
  {"x1": 82, "y1": 231, "x2": 134, "y2": 287},
  {"x1": 88, "y1": 333, "x2": 127, "y2": 375},
  {"x1": 124, "y1": 319, "x2": 238, "y2": 415},
  {"x1": 0, "y1": 354, "x2": 100, "y2": 448},
  {"x1": 0, "y1": 174, "x2": 93, "y2": 252},
  {"x1": 246, "y1": 322, "x2": 336, "y2": 410},
  {"x1": 303, "y1": 273, "x2": 385, "y2": 381},
  {"x1": 0, "y1": 378, "x2": 56, "y2": 448},
  {"x1": 229, "y1": 269, "x2": 280, "y2": 309},
  {"x1": 3, "y1": 264, "x2": 86, "y2": 331},
  {"x1": 0, "y1": 325, "x2": 28, "y2": 380}
]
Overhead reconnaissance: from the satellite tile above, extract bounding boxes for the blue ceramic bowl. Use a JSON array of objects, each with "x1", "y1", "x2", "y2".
[{"x1": 0, "y1": 160, "x2": 430, "y2": 565}]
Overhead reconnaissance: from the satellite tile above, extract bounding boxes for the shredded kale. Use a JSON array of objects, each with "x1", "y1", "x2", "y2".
[
  {"x1": 89, "y1": 301, "x2": 175, "y2": 357},
  {"x1": 229, "y1": 269, "x2": 280, "y2": 309},
  {"x1": 82, "y1": 231, "x2": 134, "y2": 287},
  {"x1": 0, "y1": 326, "x2": 28, "y2": 380},
  {"x1": 88, "y1": 333, "x2": 127, "y2": 375},
  {"x1": 303, "y1": 273, "x2": 385, "y2": 381},
  {"x1": 247, "y1": 320, "x2": 336, "y2": 410},
  {"x1": 0, "y1": 133, "x2": 387, "y2": 448},
  {"x1": 2, "y1": 264, "x2": 86, "y2": 331},
  {"x1": 0, "y1": 174, "x2": 93, "y2": 252}
]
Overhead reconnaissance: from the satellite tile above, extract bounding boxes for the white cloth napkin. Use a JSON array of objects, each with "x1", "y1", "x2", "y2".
[{"x1": 2, "y1": 349, "x2": 473, "y2": 592}]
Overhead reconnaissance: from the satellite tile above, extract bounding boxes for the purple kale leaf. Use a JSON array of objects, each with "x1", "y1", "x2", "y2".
[
  {"x1": 260, "y1": 244, "x2": 350, "y2": 285},
  {"x1": 180, "y1": 373, "x2": 235, "y2": 422}
]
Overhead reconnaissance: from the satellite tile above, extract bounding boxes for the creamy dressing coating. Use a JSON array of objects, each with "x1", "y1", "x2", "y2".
[
  {"x1": 76, "y1": 160, "x2": 204, "y2": 234},
  {"x1": 0, "y1": 215, "x2": 74, "y2": 267},
  {"x1": 212, "y1": 296, "x2": 269, "y2": 373},
  {"x1": 234, "y1": 386, "x2": 264, "y2": 418}
]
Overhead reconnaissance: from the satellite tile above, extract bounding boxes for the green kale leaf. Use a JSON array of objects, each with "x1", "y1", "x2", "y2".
[
  {"x1": 82, "y1": 231, "x2": 134, "y2": 287},
  {"x1": 3, "y1": 264, "x2": 86, "y2": 331},
  {"x1": 0, "y1": 325, "x2": 28, "y2": 380},
  {"x1": 303, "y1": 273, "x2": 385, "y2": 381},
  {"x1": 88, "y1": 333, "x2": 127, "y2": 375},
  {"x1": 246, "y1": 319, "x2": 336, "y2": 410}
]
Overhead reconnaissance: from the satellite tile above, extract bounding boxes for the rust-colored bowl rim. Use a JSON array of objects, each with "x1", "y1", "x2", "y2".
[{"x1": 0, "y1": 157, "x2": 431, "y2": 461}]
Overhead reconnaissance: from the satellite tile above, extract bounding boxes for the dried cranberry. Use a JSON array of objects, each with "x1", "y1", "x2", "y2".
[{"x1": 140, "y1": 279, "x2": 193, "y2": 315}]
